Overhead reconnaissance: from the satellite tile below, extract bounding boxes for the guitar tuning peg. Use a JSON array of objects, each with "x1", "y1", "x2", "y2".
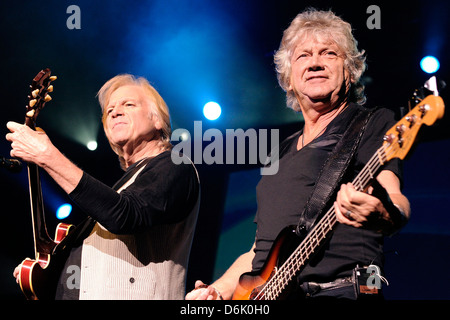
[
  {"x1": 49, "y1": 76, "x2": 57, "y2": 81},
  {"x1": 405, "y1": 114, "x2": 417, "y2": 124},
  {"x1": 47, "y1": 85, "x2": 54, "y2": 93},
  {"x1": 32, "y1": 89, "x2": 40, "y2": 98},
  {"x1": 44, "y1": 94, "x2": 52, "y2": 102},
  {"x1": 29, "y1": 99, "x2": 37, "y2": 107},
  {"x1": 26, "y1": 109, "x2": 36, "y2": 118}
]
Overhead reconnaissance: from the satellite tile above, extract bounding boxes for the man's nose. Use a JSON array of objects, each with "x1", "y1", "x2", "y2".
[
  {"x1": 111, "y1": 104, "x2": 125, "y2": 117},
  {"x1": 308, "y1": 54, "x2": 325, "y2": 71}
]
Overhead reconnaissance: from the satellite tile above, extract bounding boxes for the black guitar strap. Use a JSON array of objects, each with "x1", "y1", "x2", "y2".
[{"x1": 295, "y1": 107, "x2": 376, "y2": 236}]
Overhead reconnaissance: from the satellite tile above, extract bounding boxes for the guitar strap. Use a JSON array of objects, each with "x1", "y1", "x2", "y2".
[{"x1": 295, "y1": 106, "x2": 376, "y2": 236}]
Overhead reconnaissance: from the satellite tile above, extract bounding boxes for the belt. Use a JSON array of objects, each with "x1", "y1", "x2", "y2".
[{"x1": 300, "y1": 276, "x2": 355, "y2": 297}]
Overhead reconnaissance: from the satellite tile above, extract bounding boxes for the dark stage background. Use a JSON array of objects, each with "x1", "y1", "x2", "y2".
[{"x1": 0, "y1": 0, "x2": 449, "y2": 300}]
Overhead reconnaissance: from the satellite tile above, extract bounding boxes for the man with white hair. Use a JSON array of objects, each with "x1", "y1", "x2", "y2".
[
  {"x1": 187, "y1": 9, "x2": 409, "y2": 300},
  {"x1": 9, "y1": 74, "x2": 200, "y2": 299}
]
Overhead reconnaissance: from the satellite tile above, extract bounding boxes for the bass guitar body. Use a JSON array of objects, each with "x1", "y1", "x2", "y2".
[
  {"x1": 232, "y1": 226, "x2": 301, "y2": 300},
  {"x1": 19, "y1": 223, "x2": 73, "y2": 300}
]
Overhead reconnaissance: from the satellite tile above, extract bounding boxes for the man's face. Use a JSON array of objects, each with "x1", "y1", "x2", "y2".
[
  {"x1": 288, "y1": 34, "x2": 351, "y2": 110},
  {"x1": 104, "y1": 85, "x2": 161, "y2": 150}
]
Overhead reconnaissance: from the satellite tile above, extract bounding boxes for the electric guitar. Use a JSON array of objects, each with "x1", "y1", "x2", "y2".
[
  {"x1": 18, "y1": 68, "x2": 74, "y2": 300},
  {"x1": 232, "y1": 79, "x2": 445, "y2": 300}
]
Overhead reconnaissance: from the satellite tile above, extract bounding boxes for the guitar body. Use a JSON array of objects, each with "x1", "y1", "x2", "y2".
[
  {"x1": 18, "y1": 223, "x2": 73, "y2": 300},
  {"x1": 232, "y1": 226, "x2": 301, "y2": 300}
]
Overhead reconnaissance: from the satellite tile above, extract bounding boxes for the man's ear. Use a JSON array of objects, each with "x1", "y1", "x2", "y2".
[{"x1": 153, "y1": 115, "x2": 163, "y2": 131}]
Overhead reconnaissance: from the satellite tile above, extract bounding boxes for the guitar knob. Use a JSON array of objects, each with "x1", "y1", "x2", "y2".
[
  {"x1": 49, "y1": 76, "x2": 57, "y2": 81},
  {"x1": 47, "y1": 85, "x2": 54, "y2": 93},
  {"x1": 44, "y1": 94, "x2": 52, "y2": 102}
]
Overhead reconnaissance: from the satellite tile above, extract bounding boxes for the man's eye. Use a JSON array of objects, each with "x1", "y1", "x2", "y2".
[
  {"x1": 296, "y1": 53, "x2": 309, "y2": 60},
  {"x1": 325, "y1": 50, "x2": 338, "y2": 56}
]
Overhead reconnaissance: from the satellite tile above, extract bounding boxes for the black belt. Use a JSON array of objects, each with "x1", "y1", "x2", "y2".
[
  {"x1": 299, "y1": 265, "x2": 387, "y2": 299},
  {"x1": 300, "y1": 276, "x2": 356, "y2": 298}
]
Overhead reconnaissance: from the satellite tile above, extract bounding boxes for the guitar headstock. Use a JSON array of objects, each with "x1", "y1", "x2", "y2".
[
  {"x1": 25, "y1": 68, "x2": 57, "y2": 129},
  {"x1": 383, "y1": 94, "x2": 445, "y2": 161}
]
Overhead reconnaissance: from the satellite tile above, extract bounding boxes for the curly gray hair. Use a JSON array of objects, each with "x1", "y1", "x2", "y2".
[{"x1": 274, "y1": 9, "x2": 367, "y2": 111}]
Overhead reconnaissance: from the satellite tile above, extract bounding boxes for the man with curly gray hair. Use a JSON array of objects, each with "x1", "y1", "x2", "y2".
[
  {"x1": 274, "y1": 9, "x2": 367, "y2": 111},
  {"x1": 187, "y1": 8, "x2": 410, "y2": 301}
]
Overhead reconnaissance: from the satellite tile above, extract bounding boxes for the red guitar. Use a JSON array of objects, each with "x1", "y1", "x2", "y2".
[
  {"x1": 232, "y1": 80, "x2": 445, "y2": 300},
  {"x1": 18, "y1": 69, "x2": 74, "y2": 300}
]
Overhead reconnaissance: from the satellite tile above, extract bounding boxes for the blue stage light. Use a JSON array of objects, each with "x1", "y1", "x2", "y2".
[
  {"x1": 420, "y1": 56, "x2": 440, "y2": 74},
  {"x1": 203, "y1": 101, "x2": 222, "y2": 120},
  {"x1": 56, "y1": 203, "x2": 72, "y2": 220}
]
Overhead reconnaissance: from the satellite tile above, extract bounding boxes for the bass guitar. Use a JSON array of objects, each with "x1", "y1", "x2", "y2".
[
  {"x1": 232, "y1": 78, "x2": 445, "y2": 300},
  {"x1": 18, "y1": 68, "x2": 74, "y2": 300}
]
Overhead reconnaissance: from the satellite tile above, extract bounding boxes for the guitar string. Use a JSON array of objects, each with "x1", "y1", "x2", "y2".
[{"x1": 254, "y1": 143, "x2": 390, "y2": 300}]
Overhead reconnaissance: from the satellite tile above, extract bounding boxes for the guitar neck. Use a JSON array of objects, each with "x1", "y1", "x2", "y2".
[
  {"x1": 23, "y1": 69, "x2": 58, "y2": 258},
  {"x1": 27, "y1": 162, "x2": 55, "y2": 256},
  {"x1": 258, "y1": 144, "x2": 388, "y2": 300}
]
